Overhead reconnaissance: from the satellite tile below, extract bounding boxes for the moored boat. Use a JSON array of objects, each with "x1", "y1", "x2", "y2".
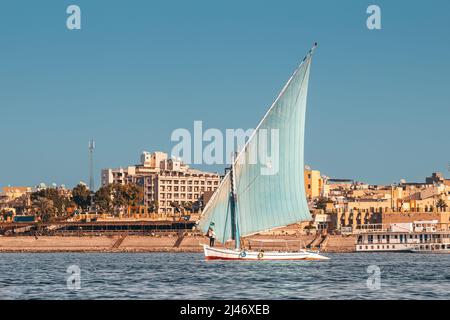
[
  {"x1": 355, "y1": 220, "x2": 450, "y2": 253},
  {"x1": 409, "y1": 242, "x2": 450, "y2": 254},
  {"x1": 203, "y1": 244, "x2": 329, "y2": 261},
  {"x1": 197, "y1": 44, "x2": 329, "y2": 261}
]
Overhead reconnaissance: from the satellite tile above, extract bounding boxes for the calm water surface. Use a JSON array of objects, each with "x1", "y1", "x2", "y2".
[{"x1": 0, "y1": 253, "x2": 448, "y2": 299}]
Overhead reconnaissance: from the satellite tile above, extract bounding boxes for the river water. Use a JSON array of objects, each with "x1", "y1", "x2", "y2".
[{"x1": 0, "y1": 252, "x2": 448, "y2": 299}]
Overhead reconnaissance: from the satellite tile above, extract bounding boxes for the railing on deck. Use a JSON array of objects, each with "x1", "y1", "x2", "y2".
[{"x1": 354, "y1": 222, "x2": 450, "y2": 234}]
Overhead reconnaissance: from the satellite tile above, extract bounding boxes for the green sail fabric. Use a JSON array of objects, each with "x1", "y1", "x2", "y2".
[
  {"x1": 197, "y1": 172, "x2": 233, "y2": 243},
  {"x1": 198, "y1": 49, "x2": 314, "y2": 242},
  {"x1": 234, "y1": 55, "x2": 312, "y2": 238}
]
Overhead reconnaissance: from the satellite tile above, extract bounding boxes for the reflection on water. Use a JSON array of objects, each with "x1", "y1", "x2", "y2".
[{"x1": 0, "y1": 253, "x2": 448, "y2": 299}]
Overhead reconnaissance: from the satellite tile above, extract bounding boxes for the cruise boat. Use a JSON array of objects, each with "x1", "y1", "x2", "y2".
[
  {"x1": 409, "y1": 242, "x2": 450, "y2": 253},
  {"x1": 355, "y1": 220, "x2": 450, "y2": 253}
]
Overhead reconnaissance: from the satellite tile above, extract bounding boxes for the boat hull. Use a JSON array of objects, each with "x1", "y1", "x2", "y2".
[
  {"x1": 203, "y1": 245, "x2": 329, "y2": 261},
  {"x1": 409, "y1": 244, "x2": 450, "y2": 254},
  {"x1": 409, "y1": 250, "x2": 450, "y2": 254}
]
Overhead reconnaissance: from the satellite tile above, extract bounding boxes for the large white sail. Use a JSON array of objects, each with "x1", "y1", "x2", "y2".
[{"x1": 198, "y1": 46, "x2": 315, "y2": 243}]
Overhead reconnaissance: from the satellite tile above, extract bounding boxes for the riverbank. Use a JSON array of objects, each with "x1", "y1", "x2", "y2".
[{"x1": 0, "y1": 234, "x2": 356, "y2": 253}]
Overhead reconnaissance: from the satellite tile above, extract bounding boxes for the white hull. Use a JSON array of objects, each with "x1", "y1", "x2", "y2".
[
  {"x1": 203, "y1": 245, "x2": 329, "y2": 261},
  {"x1": 410, "y1": 249, "x2": 450, "y2": 254},
  {"x1": 409, "y1": 243, "x2": 450, "y2": 254}
]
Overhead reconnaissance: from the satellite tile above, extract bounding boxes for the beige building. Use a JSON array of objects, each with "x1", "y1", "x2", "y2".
[
  {"x1": 304, "y1": 167, "x2": 323, "y2": 200},
  {"x1": 102, "y1": 151, "x2": 221, "y2": 216},
  {"x1": 330, "y1": 209, "x2": 382, "y2": 232},
  {"x1": 1, "y1": 186, "x2": 32, "y2": 201}
]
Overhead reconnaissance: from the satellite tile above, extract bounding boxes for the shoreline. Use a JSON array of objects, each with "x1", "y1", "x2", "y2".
[{"x1": 0, "y1": 234, "x2": 356, "y2": 253}]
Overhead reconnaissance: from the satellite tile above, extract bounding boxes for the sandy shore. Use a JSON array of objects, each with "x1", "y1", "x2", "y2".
[{"x1": 0, "y1": 235, "x2": 356, "y2": 253}]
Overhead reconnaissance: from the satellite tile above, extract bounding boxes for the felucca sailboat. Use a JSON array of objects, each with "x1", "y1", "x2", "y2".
[{"x1": 197, "y1": 44, "x2": 329, "y2": 261}]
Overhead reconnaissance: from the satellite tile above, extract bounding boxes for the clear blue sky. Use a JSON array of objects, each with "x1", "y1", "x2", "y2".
[{"x1": 1, "y1": 0, "x2": 449, "y2": 189}]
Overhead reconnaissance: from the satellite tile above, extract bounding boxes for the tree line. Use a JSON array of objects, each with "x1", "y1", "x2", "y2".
[
  {"x1": 1, "y1": 183, "x2": 147, "y2": 222},
  {"x1": 2, "y1": 182, "x2": 202, "y2": 223}
]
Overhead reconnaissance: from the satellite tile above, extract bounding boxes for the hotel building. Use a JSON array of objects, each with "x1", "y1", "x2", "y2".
[{"x1": 101, "y1": 151, "x2": 221, "y2": 215}]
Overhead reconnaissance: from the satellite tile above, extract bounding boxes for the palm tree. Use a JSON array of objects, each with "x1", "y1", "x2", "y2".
[
  {"x1": 72, "y1": 183, "x2": 91, "y2": 211},
  {"x1": 32, "y1": 197, "x2": 56, "y2": 222},
  {"x1": 315, "y1": 197, "x2": 329, "y2": 211},
  {"x1": 95, "y1": 185, "x2": 113, "y2": 214},
  {"x1": 436, "y1": 199, "x2": 448, "y2": 212},
  {"x1": 181, "y1": 201, "x2": 193, "y2": 214},
  {"x1": 124, "y1": 183, "x2": 144, "y2": 207}
]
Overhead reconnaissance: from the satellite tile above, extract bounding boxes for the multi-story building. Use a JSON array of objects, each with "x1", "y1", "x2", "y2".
[
  {"x1": 101, "y1": 151, "x2": 221, "y2": 215},
  {"x1": 304, "y1": 166, "x2": 323, "y2": 200},
  {"x1": 1, "y1": 186, "x2": 33, "y2": 201},
  {"x1": 0, "y1": 186, "x2": 33, "y2": 212}
]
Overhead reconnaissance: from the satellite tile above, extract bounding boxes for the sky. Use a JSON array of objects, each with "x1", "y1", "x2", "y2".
[{"x1": 0, "y1": 0, "x2": 449, "y2": 189}]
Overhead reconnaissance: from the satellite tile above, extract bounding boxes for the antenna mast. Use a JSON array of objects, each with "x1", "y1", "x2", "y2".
[{"x1": 89, "y1": 139, "x2": 95, "y2": 191}]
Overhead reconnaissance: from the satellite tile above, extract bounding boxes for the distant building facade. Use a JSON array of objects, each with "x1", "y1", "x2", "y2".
[
  {"x1": 1, "y1": 186, "x2": 32, "y2": 201},
  {"x1": 101, "y1": 151, "x2": 221, "y2": 215},
  {"x1": 304, "y1": 166, "x2": 324, "y2": 200}
]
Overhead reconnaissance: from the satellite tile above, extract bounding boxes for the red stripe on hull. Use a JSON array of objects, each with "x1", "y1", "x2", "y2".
[{"x1": 205, "y1": 256, "x2": 325, "y2": 261}]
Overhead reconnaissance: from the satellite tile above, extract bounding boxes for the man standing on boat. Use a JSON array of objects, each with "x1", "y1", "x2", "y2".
[{"x1": 207, "y1": 227, "x2": 216, "y2": 247}]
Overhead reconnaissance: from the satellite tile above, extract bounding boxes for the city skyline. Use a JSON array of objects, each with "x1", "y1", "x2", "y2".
[{"x1": 1, "y1": 0, "x2": 450, "y2": 188}]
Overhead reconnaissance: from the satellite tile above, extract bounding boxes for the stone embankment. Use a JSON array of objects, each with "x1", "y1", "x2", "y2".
[
  {"x1": 321, "y1": 235, "x2": 356, "y2": 253},
  {"x1": 0, "y1": 234, "x2": 356, "y2": 253}
]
